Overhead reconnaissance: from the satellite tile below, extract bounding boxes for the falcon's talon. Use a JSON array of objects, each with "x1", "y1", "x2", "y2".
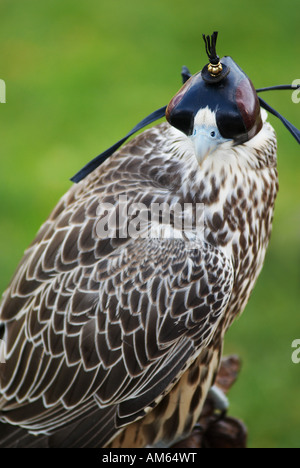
[
  {"x1": 208, "y1": 385, "x2": 230, "y2": 414},
  {"x1": 193, "y1": 422, "x2": 205, "y2": 433},
  {"x1": 212, "y1": 409, "x2": 228, "y2": 424}
]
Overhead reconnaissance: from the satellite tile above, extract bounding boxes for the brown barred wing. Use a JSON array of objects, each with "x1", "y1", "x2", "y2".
[{"x1": 0, "y1": 237, "x2": 233, "y2": 446}]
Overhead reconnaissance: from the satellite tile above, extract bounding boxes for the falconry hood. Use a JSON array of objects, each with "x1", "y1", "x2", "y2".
[
  {"x1": 71, "y1": 31, "x2": 299, "y2": 183},
  {"x1": 166, "y1": 32, "x2": 262, "y2": 144}
]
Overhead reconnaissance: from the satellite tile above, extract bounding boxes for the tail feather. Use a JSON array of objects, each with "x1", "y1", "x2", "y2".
[
  {"x1": 0, "y1": 422, "x2": 49, "y2": 448},
  {"x1": 0, "y1": 405, "x2": 119, "y2": 448}
]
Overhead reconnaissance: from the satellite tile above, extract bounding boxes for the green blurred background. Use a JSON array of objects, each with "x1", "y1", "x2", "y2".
[{"x1": 0, "y1": 0, "x2": 299, "y2": 448}]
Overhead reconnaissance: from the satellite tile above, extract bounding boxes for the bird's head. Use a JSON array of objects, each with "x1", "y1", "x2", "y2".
[
  {"x1": 188, "y1": 106, "x2": 233, "y2": 164},
  {"x1": 166, "y1": 32, "x2": 262, "y2": 164}
]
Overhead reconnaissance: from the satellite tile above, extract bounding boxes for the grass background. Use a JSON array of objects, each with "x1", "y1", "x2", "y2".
[{"x1": 0, "y1": 0, "x2": 299, "y2": 448}]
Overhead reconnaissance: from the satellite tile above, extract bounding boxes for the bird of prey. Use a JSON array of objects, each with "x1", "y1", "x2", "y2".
[{"x1": 0, "y1": 32, "x2": 298, "y2": 448}]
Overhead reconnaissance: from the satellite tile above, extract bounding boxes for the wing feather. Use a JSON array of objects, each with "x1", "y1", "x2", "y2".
[{"x1": 0, "y1": 125, "x2": 234, "y2": 447}]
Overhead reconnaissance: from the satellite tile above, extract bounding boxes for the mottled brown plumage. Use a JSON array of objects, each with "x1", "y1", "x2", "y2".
[{"x1": 0, "y1": 107, "x2": 278, "y2": 447}]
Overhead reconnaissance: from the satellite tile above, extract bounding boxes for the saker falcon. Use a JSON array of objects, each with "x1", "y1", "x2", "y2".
[{"x1": 0, "y1": 32, "x2": 299, "y2": 448}]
